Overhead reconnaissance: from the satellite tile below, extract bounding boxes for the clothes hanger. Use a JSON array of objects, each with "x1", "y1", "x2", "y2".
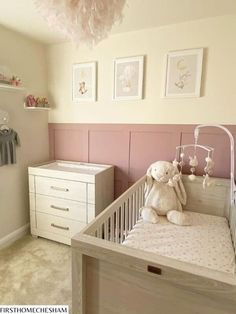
[
  {"x1": 0, "y1": 109, "x2": 10, "y2": 131},
  {"x1": 0, "y1": 124, "x2": 10, "y2": 131}
]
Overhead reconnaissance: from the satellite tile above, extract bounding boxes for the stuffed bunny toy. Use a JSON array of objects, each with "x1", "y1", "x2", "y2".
[{"x1": 140, "y1": 161, "x2": 190, "y2": 226}]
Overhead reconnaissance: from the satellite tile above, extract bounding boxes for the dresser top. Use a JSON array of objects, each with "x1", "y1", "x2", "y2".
[{"x1": 28, "y1": 160, "x2": 113, "y2": 182}]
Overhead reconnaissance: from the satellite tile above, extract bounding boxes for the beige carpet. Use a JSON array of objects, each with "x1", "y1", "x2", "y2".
[{"x1": 0, "y1": 235, "x2": 71, "y2": 306}]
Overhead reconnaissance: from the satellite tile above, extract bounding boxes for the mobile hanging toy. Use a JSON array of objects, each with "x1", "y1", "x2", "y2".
[{"x1": 173, "y1": 141, "x2": 215, "y2": 189}]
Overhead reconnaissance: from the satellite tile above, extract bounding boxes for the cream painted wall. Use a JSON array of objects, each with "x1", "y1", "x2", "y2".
[
  {"x1": 47, "y1": 15, "x2": 236, "y2": 124},
  {"x1": 0, "y1": 25, "x2": 49, "y2": 240}
]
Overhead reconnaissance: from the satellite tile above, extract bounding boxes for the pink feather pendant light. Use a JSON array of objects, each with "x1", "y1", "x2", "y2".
[{"x1": 34, "y1": 0, "x2": 126, "y2": 47}]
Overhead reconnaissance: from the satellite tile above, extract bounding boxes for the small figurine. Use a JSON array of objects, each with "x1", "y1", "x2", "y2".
[
  {"x1": 36, "y1": 97, "x2": 49, "y2": 107},
  {"x1": 25, "y1": 95, "x2": 36, "y2": 107},
  {"x1": 188, "y1": 155, "x2": 198, "y2": 181},
  {"x1": 11, "y1": 75, "x2": 22, "y2": 86}
]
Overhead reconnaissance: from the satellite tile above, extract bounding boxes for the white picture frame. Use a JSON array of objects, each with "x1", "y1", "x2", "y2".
[
  {"x1": 164, "y1": 48, "x2": 203, "y2": 98},
  {"x1": 72, "y1": 62, "x2": 96, "y2": 102},
  {"x1": 113, "y1": 56, "x2": 144, "y2": 101}
]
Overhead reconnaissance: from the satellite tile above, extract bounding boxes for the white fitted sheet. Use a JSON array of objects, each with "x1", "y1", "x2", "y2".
[{"x1": 123, "y1": 211, "x2": 236, "y2": 274}]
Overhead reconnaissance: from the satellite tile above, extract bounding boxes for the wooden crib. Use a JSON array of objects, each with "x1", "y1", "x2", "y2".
[{"x1": 72, "y1": 175, "x2": 236, "y2": 314}]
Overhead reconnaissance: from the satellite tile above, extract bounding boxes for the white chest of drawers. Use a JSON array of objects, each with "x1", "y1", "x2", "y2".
[{"x1": 28, "y1": 160, "x2": 114, "y2": 245}]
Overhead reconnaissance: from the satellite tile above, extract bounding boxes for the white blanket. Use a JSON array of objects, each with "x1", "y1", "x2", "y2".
[{"x1": 123, "y1": 211, "x2": 235, "y2": 274}]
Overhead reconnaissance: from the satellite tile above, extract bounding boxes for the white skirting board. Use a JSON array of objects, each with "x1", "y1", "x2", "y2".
[{"x1": 0, "y1": 223, "x2": 30, "y2": 249}]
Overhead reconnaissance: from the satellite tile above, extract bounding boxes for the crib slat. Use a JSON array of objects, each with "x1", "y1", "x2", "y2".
[
  {"x1": 125, "y1": 200, "x2": 128, "y2": 237},
  {"x1": 136, "y1": 188, "x2": 139, "y2": 210},
  {"x1": 132, "y1": 194, "x2": 136, "y2": 227},
  {"x1": 109, "y1": 218, "x2": 111, "y2": 241},
  {"x1": 111, "y1": 214, "x2": 114, "y2": 242},
  {"x1": 135, "y1": 189, "x2": 138, "y2": 221},
  {"x1": 116, "y1": 209, "x2": 119, "y2": 243},
  {"x1": 139, "y1": 186, "x2": 142, "y2": 207},
  {"x1": 128, "y1": 197, "x2": 131, "y2": 230},
  {"x1": 137, "y1": 188, "x2": 140, "y2": 219},
  {"x1": 138, "y1": 185, "x2": 143, "y2": 221},
  {"x1": 139, "y1": 186, "x2": 142, "y2": 209},
  {"x1": 104, "y1": 221, "x2": 108, "y2": 240},
  {"x1": 128, "y1": 197, "x2": 132, "y2": 231},
  {"x1": 97, "y1": 226, "x2": 102, "y2": 239},
  {"x1": 136, "y1": 190, "x2": 139, "y2": 221},
  {"x1": 132, "y1": 195, "x2": 137, "y2": 226},
  {"x1": 138, "y1": 186, "x2": 143, "y2": 219},
  {"x1": 142, "y1": 183, "x2": 145, "y2": 205},
  {"x1": 120, "y1": 205, "x2": 124, "y2": 243}
]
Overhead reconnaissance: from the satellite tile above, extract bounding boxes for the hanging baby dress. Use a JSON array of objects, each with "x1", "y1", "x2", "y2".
[{"x1": 0, "y1": 128, "x2": 20, "y2": 166}]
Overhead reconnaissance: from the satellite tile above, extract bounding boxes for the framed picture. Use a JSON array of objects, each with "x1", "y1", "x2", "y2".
[
  {"x1": 164, "y1": 48, "x2": 203, "y2": 98},
  {"x1": 113, "y1": 56, "x2": 144, "y2": 100},
  {"x1": 72, "y1": 62, "x2": 96, "y2": 102}
]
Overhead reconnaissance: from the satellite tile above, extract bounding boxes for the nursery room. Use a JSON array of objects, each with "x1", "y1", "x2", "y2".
[{"x1": 0, "y1": 0, "x2": 236, "y2": 313}]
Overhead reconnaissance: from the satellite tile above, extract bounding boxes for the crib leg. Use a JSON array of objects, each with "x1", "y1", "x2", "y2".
[{"x1": 72, "y1": 249, "x2": 86, "y2": 314}]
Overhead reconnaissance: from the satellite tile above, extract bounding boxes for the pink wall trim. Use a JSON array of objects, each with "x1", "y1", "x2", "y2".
[{"x1": 49, "y1": 124, "x2": 236, "y2": 197}]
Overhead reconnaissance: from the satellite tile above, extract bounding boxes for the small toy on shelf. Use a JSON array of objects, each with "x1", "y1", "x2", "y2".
[
  {"x1": 36, "y1": 97, "x2": 49, "y2": 108},
  {"x1": 10, "y1": 75, "x2": 22, "y2": 87},
  {"x1": 25, "y1": 95, "x2": 37, "y2": 107}
]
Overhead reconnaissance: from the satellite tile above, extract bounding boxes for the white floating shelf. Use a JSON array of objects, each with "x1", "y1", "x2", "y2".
[
  {"x1": 0, "y1": 83, "x2": 26, "y2": 92},
  {"x1": 24, "y1": 106, "x2": 50, "y2": 111}
]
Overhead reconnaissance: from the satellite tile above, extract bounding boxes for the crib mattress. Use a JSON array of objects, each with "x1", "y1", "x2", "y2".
[{"x1": 123, "y1": 211, "x2": 236, "y2": 274}]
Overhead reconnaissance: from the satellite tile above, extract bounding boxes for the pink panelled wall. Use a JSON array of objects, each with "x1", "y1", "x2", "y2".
[{"x1": 49, "y1": 124, "x2": 236, "y2": 197}]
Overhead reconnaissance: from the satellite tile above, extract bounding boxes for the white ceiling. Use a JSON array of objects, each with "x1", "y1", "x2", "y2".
[{"x1": 0, "y1": 0, "x2": 235, "y2": 44}]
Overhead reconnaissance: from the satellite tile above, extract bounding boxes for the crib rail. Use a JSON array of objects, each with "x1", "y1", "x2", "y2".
[
  {"x1": 229, "y1": 204, "x2": 236, "y2": 253},
  {"x1": 84, "y1": 175, "x2": 146, "y2": 243}
]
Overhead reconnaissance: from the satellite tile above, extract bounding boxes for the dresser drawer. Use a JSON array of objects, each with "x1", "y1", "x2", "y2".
[
  {"x1": 36, "y1": 212, "x2": 86, "y2": 238},
  {"x1": 35, "y1": 176, "x2": 86, "y2": 202},
  {"x1": 36, "y1": 195, "x2": 87, "y2": 222}
]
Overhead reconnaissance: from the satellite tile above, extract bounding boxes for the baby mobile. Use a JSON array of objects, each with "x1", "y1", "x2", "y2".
[{"x1": 173, "y1": 141, "x2": 215, "y2": 189}]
